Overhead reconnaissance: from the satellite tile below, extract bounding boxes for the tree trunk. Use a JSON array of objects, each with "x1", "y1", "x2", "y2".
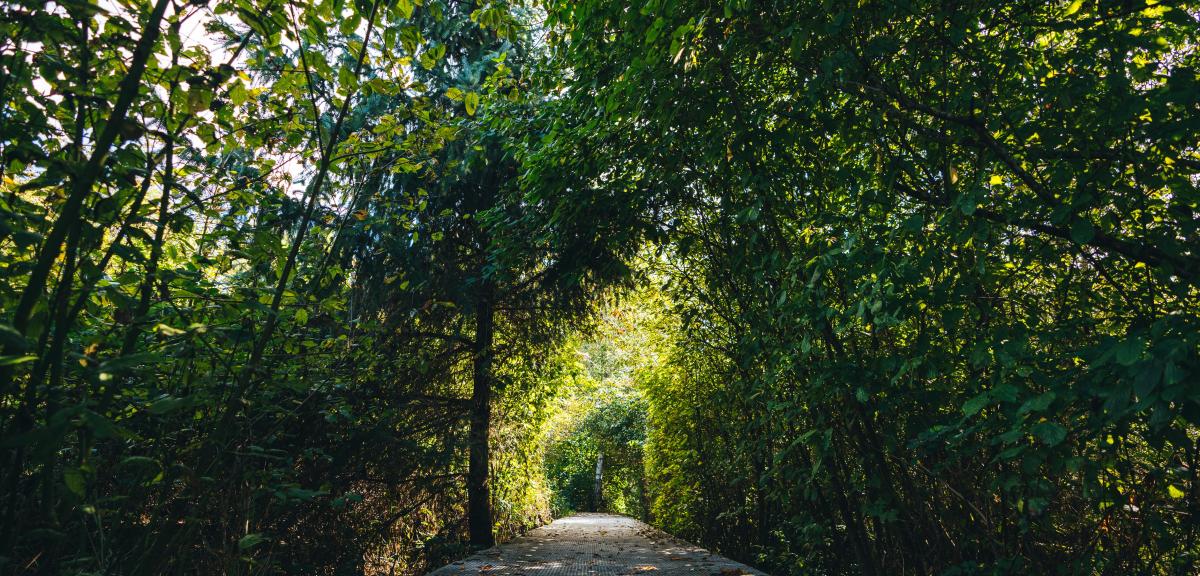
[
  {"x1": 593, "y1": 452, "x2": 604, "y2": 512},
  {"x1": 468, "y1": 289, "x2": 495, "y2": 548}
]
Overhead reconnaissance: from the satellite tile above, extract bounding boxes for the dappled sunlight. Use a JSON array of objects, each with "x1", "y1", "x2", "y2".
[{"x1": 427, "y1": 514, "x2": 764, "y2": 576}]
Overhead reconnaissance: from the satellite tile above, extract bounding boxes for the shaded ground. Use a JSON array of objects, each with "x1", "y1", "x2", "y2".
[{"x1": 427, "y1": 513, "x2": 767, "y2": 576}]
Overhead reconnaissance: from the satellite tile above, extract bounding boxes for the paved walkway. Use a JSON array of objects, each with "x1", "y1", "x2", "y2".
[{"x1": 427, "y1": 513, "x2": 767, "y2": 576}]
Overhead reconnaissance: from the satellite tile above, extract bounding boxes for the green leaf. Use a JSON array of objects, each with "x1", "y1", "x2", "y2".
[
  {"x1": 80, "y1": 409, "x2": 126, "y2": 440},
  {"x1": 962, "y1": 393, "x2": 990, "y2": 416},
  {"x1": 230, "y1": 81, "x2": 249, "y2": 106},
  {"x1": 991, "y1": 384, "x2": 1020, "y2": 403},
  {"x1": 187, "y1": 87, "x2": 213, "y2": 114},
  {"x1": 998, "y1": 445, "x2": 1025, "y2": 460},
  {"x1": 1070, "y1": 219, "x2": 1095, "y2": 244},
  {"x1": 0, "y1": 355, "x2": 37, "y2": 366},
  {"x1": 295, "y1": 308, "x2": 309, "y2": 325},
  {"x1": 464, "y1": 92, "x2": 480, "y2": 116},
  {"x1": 959, "y1": 197, "x2": 977, "y2": 216},
  {"x1": 63, "y1": 468, "x2": 85, "y2": 497},
  {"x1": 238, "y1": 533, "x2": 268, "y2": 551},
  {"x1": 147, "y1": 394, "x2": 192, "y2": 415},
  {"x1": 339, "y1": 14, "x2": 360, "y2": 36},
  {"x1": 1114, "y1": 337, "x2": 1143, "y2": 366},
  {"x1": 1031, "y1": 421, "x2": 1067, "y2": 446},
  {"x1": 118, "y1": 456, "x2": 162, "y2": 481},
  {"x1": 1018, "y1": 391, "x2": 1056, "y2": 415},
  {"x1": 99, "y1": 352, "x2": 164, "y2": 374},
  {"x1": 368, "y1": 77, "x2": 394, "y2": 95},
  {"x1": 397, "y1": 0, "x2": 414, "y2": 18}
]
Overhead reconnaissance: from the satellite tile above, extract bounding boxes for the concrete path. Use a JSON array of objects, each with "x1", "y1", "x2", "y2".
[{"x1": 426, "y1": 513, "x2": 767, "y2": 576}]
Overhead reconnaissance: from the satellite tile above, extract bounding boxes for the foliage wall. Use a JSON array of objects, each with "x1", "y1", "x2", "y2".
[
  {"x1": 0, "y1": 0, "x2": 588, "y2": 573},
  {"x1": 532, "y1": 0, "x2": 1200, "y2": 574}
]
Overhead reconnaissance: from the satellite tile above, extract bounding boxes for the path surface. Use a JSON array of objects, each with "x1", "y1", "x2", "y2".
[{"x1": 427, "y1": 513, "x2": 767, "y2": 576}]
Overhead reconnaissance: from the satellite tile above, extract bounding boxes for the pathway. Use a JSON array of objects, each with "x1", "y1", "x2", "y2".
[{"x1": 426, "y1": 513, "x2": 767, "y2": 576}]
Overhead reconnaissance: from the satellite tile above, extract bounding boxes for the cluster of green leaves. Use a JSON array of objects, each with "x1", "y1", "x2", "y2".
[
  {"x1": 544, "y1": 376, "x2": 648, "y2": 516},
  {"x1": 546, "y1": 391, "x2": 646, "y2": 515},
  {"x1": 530, "y1": 0, "x2": 1200, "y2": 574},
  {"x1": 0, "y1": 0, "x2": 609, "y2": 573}
]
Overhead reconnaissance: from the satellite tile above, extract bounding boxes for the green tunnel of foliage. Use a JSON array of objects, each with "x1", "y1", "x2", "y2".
[
  {"x1": 2, "y1": 0, "x2": 1200, "y2": 575},
  {"x1": 543, "y1": 307, "x2": 653, "y2": 520}
]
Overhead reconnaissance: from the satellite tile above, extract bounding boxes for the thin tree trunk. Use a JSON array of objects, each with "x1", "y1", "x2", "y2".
[
  {"x1": 593, "y1": 452, "x2": 604, "y2": 512},
  {"x1": 468, "y1": 286, "x2": 495, "y2": 548},
  {"x1": 120, "y1": 115, "x2": 174, "y2": 359},
  {"x1": 38, "y1": 221, "x2": 82, "y2": 522}
]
